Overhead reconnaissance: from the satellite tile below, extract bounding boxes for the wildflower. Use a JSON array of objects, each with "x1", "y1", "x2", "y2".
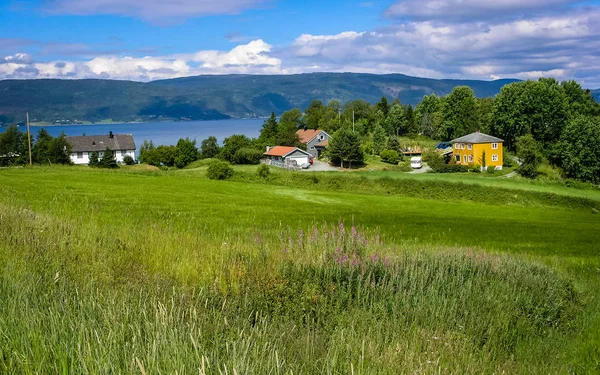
[
  {"x1": 351, "y1": 226, "x2": 357, "y2": 238},
  {"x1": 339, "y1": 222, "x2": 345, "y2": 233},
  {"x1": 298, "y1": 229, "x2": 304, "y2": 241}
]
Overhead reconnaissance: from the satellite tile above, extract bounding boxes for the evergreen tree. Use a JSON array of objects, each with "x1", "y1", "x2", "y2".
[
  {"x1": 100, "y1": 148, "x2": 119, "y2": 169},
  {"x1": 442, "y1": 86, "x2": 479, "y2": 141},
  {"x1": 304, "y1": 100, "x2": 325, "y2": 129},
  {"x1": 48, "y1": 133, "x2": 72, "y2": 165},
  {"x1": 88, "y1": 151, "x2": 100, "y2": 167},
  {"x1": 372, "y1": 125, "x2": 387, "y2": 155},
  {"x1": 32, "y1": 129, "x2": 53, "y2": 164},
  {"x1": 259, "y1": 112, "x2": 279, "y2": 146},
  {"x1": 375, "y1": 97, "x2": 390, "y2": 118}
]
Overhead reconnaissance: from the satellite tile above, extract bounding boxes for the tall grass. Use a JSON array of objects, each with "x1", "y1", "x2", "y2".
[{"x1": 0, "y1": 204, "x2": 582, "y2": 374}]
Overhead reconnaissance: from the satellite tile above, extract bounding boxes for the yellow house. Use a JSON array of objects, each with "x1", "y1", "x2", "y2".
[{"x1": 451, "y1": 131, "x2": 504, "y2": 170}]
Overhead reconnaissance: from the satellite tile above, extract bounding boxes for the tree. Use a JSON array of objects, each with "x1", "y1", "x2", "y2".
[
  {"x1": 100, "y1": 148, "x2": 119, "y2": 169},
  {"x1": 372, "y1": 125, "x2": 387, "y2": 155},
  {"x1": 0, "y1": 125, "x2": 22, "y2": 166},
  {"x1": 206, "y1": 160, "x2": 234, "y2": 180},
  {"x1": 155, "y1": 145, "x2": 177, "y2": 167},
  {"x1": 375, "y1": 97, "x2": 390, "y2": 118},
  {"x1": 491, "y1": 80, "x2": 569, "y2": 151},
  {"x1": 561, "y1": 80, "x2": 600, "y2": 118},
  {"x1": 556, "y1": 116, "x2": 600, "y2": 184},
  {"x1": 416, "y1": 94, "x2": 443, "y2": 138},
  {"x1": 516, "y1": 134, "x2": 542, "y2": 179},
  {"x1": 386, "y1": 104, "x2": 405, "y2": 136},
  {"x1": 479, "y1": 150, "x2": 487, "y2": 169},
  {"x1": 200, "y1": 136, "x2": 220, "y2": 159},
  {"x1": 404, "y1": 105, "x2": 416, "y2": 135},
  {"x1": 277, "y1": 109, "x2": 303, "y2": 147},
  {"x1": 139, "y1": 140, "x2": 156, "y2": 164},
  {"x1": 88, "y1": 151, "x2": 100, "y2": 167},
  {"x1": 304, "y1": 100, "x2": 325, "y2": 129},
  {"x1": 32, "y1": 129, "x2": 53, "y2": 164},
  {"x1": 258, "y1": 112, "x2": 279, "y2": 146},
  {"x1": 174, "y1": 138, "x2": 198, "y2": 168},
  {"x1": 221, "y1": 134, "x2": 251, "y2": 163},
  {"x1": 328, "y1": 128, "x2": 364, "y2": 168},
  {"x1": 477, "y1": 97, "x2": 495, "y2": 134},
  {"x1": 47, "y1": 133, "x2": 72, "y2": 165},
  {"x1": 386, "y1": 136, "x2": 402, "y2": 153},
  {"x1": 442, "y1": 86, "x2": 479, "y2": 140}
]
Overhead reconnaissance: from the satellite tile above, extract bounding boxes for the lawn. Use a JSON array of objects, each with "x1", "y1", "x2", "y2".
[{"x1": 0, "y1": 166, "x2": 599, "y2": 374}]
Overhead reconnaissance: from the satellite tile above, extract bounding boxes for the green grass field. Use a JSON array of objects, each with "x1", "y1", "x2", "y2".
[{"x1": 1, "y1": 165, "x2": 599, "y2": 374}]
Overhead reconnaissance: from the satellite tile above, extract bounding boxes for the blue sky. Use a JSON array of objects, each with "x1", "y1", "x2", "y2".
[{"x1": 1, "y1": 0, "x2": 600, "y2": 87}]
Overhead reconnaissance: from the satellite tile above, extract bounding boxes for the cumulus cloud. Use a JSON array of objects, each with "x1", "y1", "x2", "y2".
[
  {"x1": 0, "y1": 40, "x2": 284, "y2": 80},
  {"x1": 46, "y1": 0, "x2": 273, "y2": 23},
  {"x1": 286, "y1": 7, "x2": 600, "y2": 86}
]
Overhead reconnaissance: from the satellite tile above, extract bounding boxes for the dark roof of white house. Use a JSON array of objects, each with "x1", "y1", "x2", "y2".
[
  {"x1": 451, "y1": 132, "x2": 504, "y2": 144},
  {"x1": 67, "y1": 133, "x2": 136, "y2": 153}
]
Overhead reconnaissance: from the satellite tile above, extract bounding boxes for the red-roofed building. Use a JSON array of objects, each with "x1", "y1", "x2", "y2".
[
  {"x1": 263, "y1": 146, "x2": 311, "y2": 169},
  {"x1": 296, "y1": 129, "x2": 331, "y2": 158}
]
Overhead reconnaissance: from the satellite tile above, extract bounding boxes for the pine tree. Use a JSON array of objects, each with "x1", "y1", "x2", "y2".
[
  {"x1": 100, "y1": 148, "x2": 119, "y2": 169},
  {"x1": 88, "y1": 151, "x2": 100, "y2": 167}
]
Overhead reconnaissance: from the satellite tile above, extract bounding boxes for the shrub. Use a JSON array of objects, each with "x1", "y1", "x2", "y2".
[
  {"x1": 233, "y1": 147, "x2": 263, "y2": 165},
  {"x1": 469, "y1": 163, "x2": 481, "y2": 173},
  {"x1": 123, "y1": 155, "x2": 135, "y2": 165},
  {"x1": 257, "y1": 164, "x2": 270, "y2": 179},
  {"x1": 487, "y1": 166, "x2": 496, "y2": 174},
  {"x1": 380, "y1": 149, "x2": 399, "y2": 164},
  {"x1": 206, "y1": 160, "x2": 234, "y2": 180},
  {"x1": 434, "y1": 163, "x2": 469, "y2": 173}
]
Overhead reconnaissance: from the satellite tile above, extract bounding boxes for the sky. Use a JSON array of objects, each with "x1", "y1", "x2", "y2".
[{"x1": 1, "y1": 0, "x2": 600, "y2": 87}]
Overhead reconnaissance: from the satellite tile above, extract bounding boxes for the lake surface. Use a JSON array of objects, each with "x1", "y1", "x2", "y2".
[{"x1": 0, "y1": 119, "x2": 264, "y2": 147}]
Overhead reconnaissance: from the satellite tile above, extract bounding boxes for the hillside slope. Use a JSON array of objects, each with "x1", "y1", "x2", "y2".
[{"x1": 0, "y1": 73, "x2": 518, "y2": 123}]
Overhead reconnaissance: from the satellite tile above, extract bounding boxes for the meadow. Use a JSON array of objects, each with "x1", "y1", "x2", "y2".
[{"x1": 0, "y1": 165, "x2": 599, "y2": 374}]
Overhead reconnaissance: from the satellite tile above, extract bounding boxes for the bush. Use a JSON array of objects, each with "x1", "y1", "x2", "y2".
[
  {"x1": 233, "y1": 147, "x2": 263, "y2": 165},
  {"x1": 487, "y1": 166, "x2": 496, "y2": 174},
  {"x1": 434, "y1": 163, "x2": 469, "y2": 173},
  {"x1": 257, "y1": 164, "x2": 270, "y2": 179},
  {"x1": 206, "y1": 160, "x2": 234, "y2": 180},
  {"x1": 380, "y1": 149, "x2": 399, "y2": 164},
  {"x1": 469, "y1": 163, "x2": 481, "y2": 173},
  {"x1": 123, "y1": 155, "x2": 135, "y2": 165}
]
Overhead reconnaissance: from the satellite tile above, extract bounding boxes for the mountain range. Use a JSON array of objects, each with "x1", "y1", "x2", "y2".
[{"x1": 0, "y1": 73, "x2": 584, "y2": 124}]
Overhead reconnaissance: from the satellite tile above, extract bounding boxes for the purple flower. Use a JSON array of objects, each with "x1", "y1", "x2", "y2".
[{"x1": 339, "y1": 223, "x2": 345, "y2": 233}]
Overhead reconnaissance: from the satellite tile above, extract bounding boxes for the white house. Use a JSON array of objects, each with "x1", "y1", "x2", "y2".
[
  {"x1": 67, "y1": 132, "x2": 136, "y2": 165},
  {"x1": 263, "y1": 146, "x2": 311, "y2": 169}
]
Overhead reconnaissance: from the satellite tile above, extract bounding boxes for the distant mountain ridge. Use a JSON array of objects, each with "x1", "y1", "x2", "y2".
[{"x1": 0, "y1": 73, "x2": 520, "y2": 123}]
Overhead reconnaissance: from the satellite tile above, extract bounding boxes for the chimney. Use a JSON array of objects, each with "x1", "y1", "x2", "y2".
[
  {"x1": 109, "y1": 131, "x2": 114, "y2": 139},
  {"x1": 266, "y1": 146, "x2": 271, "y2": 152}
]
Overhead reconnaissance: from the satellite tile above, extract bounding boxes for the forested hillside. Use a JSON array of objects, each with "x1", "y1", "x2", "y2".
[{"x1": 0, "y1": 73, "x2": 517, "y2": 123}]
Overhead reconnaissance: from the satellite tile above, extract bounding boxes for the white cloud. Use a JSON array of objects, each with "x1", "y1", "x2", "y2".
[
  {"x1": 0, "y1": 40, "x2": 284, "y2": 80},
  {"x1": 47, "y1": 0, "x2": 273, "y2": 23}
]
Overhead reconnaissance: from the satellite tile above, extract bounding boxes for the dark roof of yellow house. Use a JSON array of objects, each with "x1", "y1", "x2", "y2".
[{"x1": 451, "y1": 131, "x2": 503, "y2": 144}]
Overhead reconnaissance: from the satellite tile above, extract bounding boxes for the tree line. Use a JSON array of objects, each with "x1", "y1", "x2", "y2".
[{"x1": 0, "y1": 126, "x2": 71, "y2": 166}]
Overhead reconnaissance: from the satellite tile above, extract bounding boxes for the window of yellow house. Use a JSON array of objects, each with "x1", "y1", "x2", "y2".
[
  {"x1": 468, "y1": 155, "x2": 473, "y2": 162},
  {"x1": 461, "y1": 143, "x2": 465, "y2": 149},
  {"x1": 463, "y1": 155, "x2": 467, "y2": 163},
  {"x1": 492, "y1": 154, "x2": 498, "y2": 162},
  {"x1": 467, "y1": 144, "x2": 472, "y2": 150},
  {"x1": 454, "y1": 143, "x2": 459, "y2": 149},
  {"x1": 455, "y1": 154, "x2": 460, "y2": 162},
  {"x1": 492, "y1": 143, "x2": 498, "y2": 149}
]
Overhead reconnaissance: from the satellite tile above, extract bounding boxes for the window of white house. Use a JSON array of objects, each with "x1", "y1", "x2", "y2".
[
  {"x1": 467, "y1": 144, "x2": 472, "y2": 150},
  {"x1": 492, "y1": 154, "x2": 498, "y2": 162},
  {"x1": 319, "y1": 135, "x2": 324, "y2": 140},
  {"x1": 468, "y1": 155, "x2": 473, "y2": 162},
  {"x1": 310, "y1": 146, "x2": 315, "y2": 150},
  {"x1": 492, "y1": 143, "x2": 498, "y2": 149},
  {"x1": 77, "y1": 152, "x2": 83, "y2": 158},
  {"x1": 455, "y1": 154, "x2": 460, "y2": 162}
]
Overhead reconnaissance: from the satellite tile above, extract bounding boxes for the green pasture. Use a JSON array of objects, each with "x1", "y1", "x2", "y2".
[{"x1": 0, "y1": 166, "x2": 599, "y2": 374}]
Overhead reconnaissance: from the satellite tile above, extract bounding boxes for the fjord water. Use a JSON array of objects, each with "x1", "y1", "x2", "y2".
[{"x1": 0, "y1": 118, "x2": 264, "y2": 147}]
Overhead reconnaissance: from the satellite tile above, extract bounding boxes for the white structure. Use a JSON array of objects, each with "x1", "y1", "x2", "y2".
[
  {"x1": 67, "y1": 132, "x2": 136, "y2": 165},
  {"x1": 263, "y1": 146, "x2": 311, "y2": 169}
]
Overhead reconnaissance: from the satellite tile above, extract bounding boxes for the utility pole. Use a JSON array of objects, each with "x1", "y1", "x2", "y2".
[
  {"x1": 26, "y1": 112, "x2": 32, "y2": 166},
  {"x1": 352, "y1": 110, "x2": 355, "y2": 133}
]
